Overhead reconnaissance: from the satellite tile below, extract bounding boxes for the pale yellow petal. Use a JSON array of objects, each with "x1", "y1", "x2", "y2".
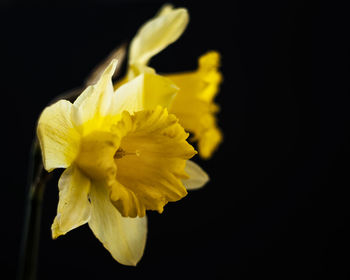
[
  {"x1": 182, "y1": 160, "x2": 209, "y2": 190},
  {"x1": 85, "y1": 44, "x2": 127, "y2": 86},
  {"x1": 73, "y1": 59, "x2": 118, "y2": 130},
  {"x1": 110, "y1": 107, "x2": 196, "y2": 217},
  {"x1": 88, "y1": 181, "x2": 147, "y2": 266},
  {"x1": 113, "y1": 71, "x2": 178, "y2": 114},
  {"x1": 156, "y1": 4, "x2": 174, "y2": 17},
  {"x1": 51, "y1": 164, "x2": 91, "y2": 239},
  {"x1": 37, "y1": 99, "x2": 80, "y2": 172},
  {"x1": 129, "y1": 7, "x2": 189, "y2": 66}
]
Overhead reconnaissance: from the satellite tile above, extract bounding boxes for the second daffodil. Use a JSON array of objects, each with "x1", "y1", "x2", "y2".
[
  {"x1": 37, "y1": 59, "x2": 208, "y2": 266},
  {"x1": 117, "y1": 4, "x2": 223, "y2": 159}
]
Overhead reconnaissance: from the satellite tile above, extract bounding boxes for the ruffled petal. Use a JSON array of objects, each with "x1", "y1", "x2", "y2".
[
  {"x1": 88, "y1": 181, "x2": 147, "y2": 266},
  {"x1": 129, "y1": 6, "x2": 189, "y2": 66},
  {"x1": 197, "y1": 51, "x2": 222, "y2": 101},
  {"x1": 166, "y1": 51, "x2": 223, "y2": 159},
  {"x1": 166, "y1": 51, "x2": 222, "y2": 103},
  {"x1": 198, "y1": 126, "x2": 223, "y2": 159},
  {"x1": 113, "y1": 71, "x2": 178, "y2": 115},
  {"x1": 51, "y1": 164, "x2": 91, "y2": 239},
  {"x1": 73, "y1": 59, "x2": 118, "y2": 133},
  {"x1": 182, "y1": 160, "x2": 209, "y2": 190},
  {"x1": 110, "y1": 106, "x2": 196, "y2": 217},
  {"x1": 37, "y1": 99, "x2": 80, "y2": 171}
]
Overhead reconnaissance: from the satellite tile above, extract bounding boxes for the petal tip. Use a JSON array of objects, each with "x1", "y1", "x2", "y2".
[
  {"x1": 105, "y1": 59, "x2": 119, "y2": 78},
  {"x1": 183, "y1": 160, "x2": 210, "y2": 190}
]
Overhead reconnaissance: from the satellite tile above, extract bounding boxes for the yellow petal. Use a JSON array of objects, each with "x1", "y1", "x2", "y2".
[
  {"x1": 129, "y1": 6, "x2": 189, "y2": 66},
  {"x1": 182, "y1": 160, "x2": 209, "y2": 190},
  {"x1": 109, "y1": 106, "x2": 196, "y2": 217},
  {"x1": 166, "y1": 51, "x2": 222, "y2": 102},
  {"x1": 73, "y1": 59, "x2": 118, "y2": 133},
  {"x1": 37, "y1": 99, "x2": 80, "y2": 171},
  {"x1": 51, "y1": 164, "x2": 91, "y2": 239},
  {"x1": 166, "y1": 51, "x2": 223, "y2": 159},
  {"x1": 88, "y1": 181, "x2": 147, "y2": 266},
  {"x1": 197, "y1": 51, "x2": 222, "y2": 101},
  {"x1": 113, "y1": 72, "x2": 178, "y2": 114},
  {"x1": 75, "y1": 130, "x2": 119, "y2": 181},
  {"x1": 198, "y1": 126, "x2": 223, "y2": 159}
]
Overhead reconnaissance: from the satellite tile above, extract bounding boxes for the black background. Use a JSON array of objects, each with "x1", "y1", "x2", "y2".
[{"x1": 1, "y1": 0, "x2": 350, "y2": 279}]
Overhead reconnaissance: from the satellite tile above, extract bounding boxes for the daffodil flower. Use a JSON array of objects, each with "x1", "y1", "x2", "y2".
[
  {"x1": 117, "y1": 4, "x2": 223, "y2": 159},
  {"x1": 37, "y1": 59, "x2": 208, "y2": 265}
]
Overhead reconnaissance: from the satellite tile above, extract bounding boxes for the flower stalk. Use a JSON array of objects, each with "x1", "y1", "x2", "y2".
[{"x1": 17, "y1": 139, "x2": 52, "y2": 280}]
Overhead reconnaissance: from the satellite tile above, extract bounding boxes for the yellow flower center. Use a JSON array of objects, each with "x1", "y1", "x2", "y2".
[
  {"x1": 75, "y1": 131, "x2": 118, "y2": 181},
  {"x1": 75, "y1": 107, "x2": 196, "y2": 218},
  {"x1": 114, "y1": 147, "x2": 140, "y2": 159}
]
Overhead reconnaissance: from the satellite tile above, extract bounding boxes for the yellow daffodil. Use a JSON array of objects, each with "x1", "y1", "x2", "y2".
[
  {"x1": 37, "y1": 59, "x2": 209, "y2": 265},
  {"x1": 117, "y1": 4, "x2": 223, "y2": 159}
]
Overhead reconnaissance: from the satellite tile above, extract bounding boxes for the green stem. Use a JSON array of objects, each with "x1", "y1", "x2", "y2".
[{"x1": 17, "y1": 139, "x2": 51, "y2": 280}]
